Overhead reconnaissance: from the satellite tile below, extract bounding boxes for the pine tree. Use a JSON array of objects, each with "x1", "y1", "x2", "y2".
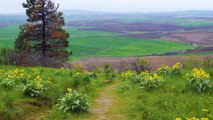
[{"x1": 15, "y1": 0, "x2": 69, "y2": 64}]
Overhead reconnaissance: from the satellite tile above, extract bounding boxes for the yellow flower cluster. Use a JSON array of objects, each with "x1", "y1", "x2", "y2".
[
  {"x1": 0, "y1": 68, "x2": 50, "y2": 89},
  {"x1": 156, "y1": 65, "x2": 171, "y2": 74},
  {"x1": 140, "y1": 72, "x2": 164, "y2": 89},
  {"x1": 144, "y1": 73, "x2": 162, "y2": 81},
  {"x1": 176, "y1": 117, "x2": 208, "y2": 120},
  {"x1": 157, "y1": 65, "x2": 171, "y2": 71},
  {"x1": 121, "y1": 71, "x2": 135, "y2": 80},
  {"x1": 186, "y1": 68, "x2": 211, "y2": 93},
  {"x1": 67, "y1": 88, "x2": 73, "y2": 97},
  {"x1": 34, "y1": 76, "x2": 43, "y2": 88},
  {"x1": 192, "y1": 68, "x2": 210, "y2": 79},
  {"x1": 173, "y1": 62, "x2": 183, "y2": 69},
  {"x1": 0, "y1": 69, "x2": 28, "y2": 81}
]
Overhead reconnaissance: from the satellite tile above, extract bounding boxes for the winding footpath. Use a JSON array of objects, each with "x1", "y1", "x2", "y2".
[{"x1": 83, "y1": 83, "x2": 126, "y2": 120}]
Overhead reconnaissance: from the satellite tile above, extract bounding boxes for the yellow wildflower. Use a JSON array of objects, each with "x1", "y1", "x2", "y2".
[
  {"x1": 173, "y1": 62, "x2": 183, "y2": 69},
  {"x1": 67, "y1": 88, "x2": 73, "y2": 97},
  {"x1": 175, "y1": 118, "x2": 182, "y2": 120},
  {"x1": 201, "y1": 118, "x2": 208, "y2": 120},
  {"x1": 67, "y1": 88, "x2": 72, "y2": 93}
]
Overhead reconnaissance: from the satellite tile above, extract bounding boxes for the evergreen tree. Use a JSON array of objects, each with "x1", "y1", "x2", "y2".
[{"x1": 15, "y1": 0, "x2": 69, "y2": 63}]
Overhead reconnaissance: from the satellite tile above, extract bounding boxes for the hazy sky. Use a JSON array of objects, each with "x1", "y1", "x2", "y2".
[{"x1": 1, "y1": 0, "x2": 213, "y2": 13}]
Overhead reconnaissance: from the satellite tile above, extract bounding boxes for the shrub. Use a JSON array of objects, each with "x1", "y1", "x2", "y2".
[
  {"x1": 73, "y1": 72, "x2": 92, "y2": 88},
  {"x1": 21, "y1": 75, "x2": 49, "y2": 97},
  {"x1": 0, "y1": 79, "x2": 16, "y2": 88},
  {"x1": 121, "y1": 71, "x2": 136, "y2": 81},
  {"x1": 132, "y1": 57, "x2": 150, "y2": 74},
  {"x1": 15, "y1": 53, "x2": 64, "y2": 68},
  {"x1": 0, "y1": 48, "x2": 17, "y2": 65},
  {"x1": 171, "y1": 62, "x2": 184, "y2": 75},
  {"x1": 156, "y1": 65, "x2": 171, "y2": 75},
  {"x1": 57, "y1": 88, "x2": 90, "y2": 113},
  {"x1": 103, "y1": 64, "x2": 115, "y2": 81},
  {"x1": 130, "y1": 71, "x2": 150, "y2": 84},
  {"x1": 0, "y1": 69, "x2": 25, "y2": 88},
  {"x1": 121, "y1": 70, "x2": 164, "y2": 89},
  {"x1": 0, "y1": 68, "x2": 50, "y2": 97},
  {"x1": 88, "y1": 72, "x2": 98, "y2": 79},
  {"x1": 186, "y1": 68, "x2": 211, "y2": 93},
  {"x1": 139, "y1": 73, "x2": 164, "y2": 89}
]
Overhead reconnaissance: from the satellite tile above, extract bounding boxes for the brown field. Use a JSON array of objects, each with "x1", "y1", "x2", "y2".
[
  {"x1": 68, "y1": 21, "x2": 213, "y2": 33},
  {"x1": 184, "y1": 47, "x2": 213, "y2": 53},
  {"x1": 68, "y1": 20, "x2": 213, "y2": 46},
  {"x1": 129, "y1": 31, "x2": 213, "y2": 45},
  {"x1": 70, "y1": 55, "x2": 213, "y2": 72},
  {"x1": 161, "y1": 32, "x2": 213, "y2": 45}
]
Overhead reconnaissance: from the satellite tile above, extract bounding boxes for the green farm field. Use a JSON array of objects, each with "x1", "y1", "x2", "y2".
[{"x1": 0, "y1": 25, "x2": 197, "y2": 60}]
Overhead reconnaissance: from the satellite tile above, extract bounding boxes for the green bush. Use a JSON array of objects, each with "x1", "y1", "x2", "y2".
[
  {"x1": 171, "y1": 62, "x2": 184, "y2": 75},
  {"x1": 21, "y1": 76, "x2": 49, "y2": 97},
  {"x1": 139, "y1": 72, "x2": 164, "y2": 89},
  {"x1": 104, "y1": 64, "x2": 115, "y2": 81},
  {"x1": 0, "y1": 48, "x2": 17, "y2": 65},
  {"x1": 186, "y1": 68, "x2": 212, "y2": 93},
  {"x1": 72, "y1": 72, "x2": 92, "y2": 88},
  {"x1": 121, "y1": 71, "x2": 164, "y2": 89},
  {"x1": 156, "y1": 65, "x2": 171, "y2": 75},
  {"x1": 132, "y1": 57, "x2": 150, "y2": 74},
  {"x1": 0, "y1": 68, "x2": 50, "y2": 97},
  {"x1": 57, "y1": 88, "x2": 90, "y2": 113}
]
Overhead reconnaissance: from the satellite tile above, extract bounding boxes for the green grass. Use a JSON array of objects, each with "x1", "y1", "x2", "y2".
[
  {"x1": 0, "y1": 25, "x2": 19, "y2": 48},
  {"x1": 0, "y1": 25, "x2": 197, "y2": 60},
  {"x1": 0, "y1": 65, "x2": 107, "y2": 120},
  {"x1": 0, "y1": 61, "x2": 212, "y2": 119},
  {"x1": 65, "y1": 27, "x2": 197, "y2": 60},
  {"x1": 116, "y1": 69, "x2": 213, "y2": 120}
]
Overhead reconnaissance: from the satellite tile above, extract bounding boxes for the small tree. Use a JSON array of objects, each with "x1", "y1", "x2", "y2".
[{"x1": 15, "y1": 0, "x2": 69, "y2": 66}]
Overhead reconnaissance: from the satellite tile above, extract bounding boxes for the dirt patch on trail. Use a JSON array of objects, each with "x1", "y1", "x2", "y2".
[{"x1": 83, "y1": 84, "x2": 125, "y2": 120}]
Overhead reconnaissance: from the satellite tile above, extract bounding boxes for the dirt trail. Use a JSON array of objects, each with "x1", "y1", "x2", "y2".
[{"x1": 84, "y1": 83, "x2": 125, "y2": 120}]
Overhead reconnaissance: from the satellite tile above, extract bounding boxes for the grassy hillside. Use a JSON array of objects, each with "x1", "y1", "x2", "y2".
[
  {"x1": 0, "y1": 65, "x2": 106, "y2": 120},
  {"x1": 117, "y1": 67, "x2": 213, "y2": 120},
  {"x1": 0, "y1": 25, "x2": 197, "y2": 60},
  {"x1": 0, "y1": 61, "x2": 212, "y2": 120}
]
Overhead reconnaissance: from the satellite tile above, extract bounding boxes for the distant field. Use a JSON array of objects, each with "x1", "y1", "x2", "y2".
[
  {"x1": 122, "y1": 16, "x2": 213, "y2": 26},
  {"x1": 0, "y1": 25, "x2": 197, "y2": 60},
  {"x1": 177, "y1": 51, "x2": 213, "y2": 56},
  {"x1": 0, "y1": 25, "x2": 19, "y2": 48}
]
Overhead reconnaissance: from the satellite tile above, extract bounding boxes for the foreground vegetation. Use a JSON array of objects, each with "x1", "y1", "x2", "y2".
[
  {"x1": 117, "y1": 62, "x2": 213, "y2": 120},
  {"x1": 0, "y1": 57, "x2": 212, "y2": 120},
  {"x1": 0, "y1": 65, "x2": 108, "y2": 120}
]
